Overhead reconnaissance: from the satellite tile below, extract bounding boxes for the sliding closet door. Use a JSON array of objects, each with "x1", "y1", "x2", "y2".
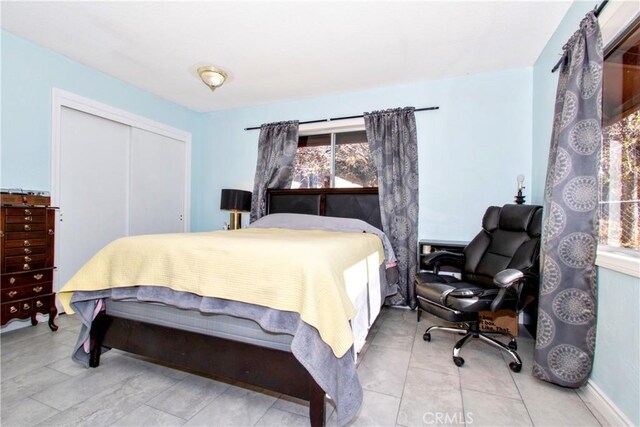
[
  {"x1": 54, "y1": 92, "x2": 191, "y2": 296},
  {"x1": 58, "y1": 107, "x2": 130, "y2": 289},
  {"x1": 129, "y1": 128, "x2": 186, "y2": 235}
]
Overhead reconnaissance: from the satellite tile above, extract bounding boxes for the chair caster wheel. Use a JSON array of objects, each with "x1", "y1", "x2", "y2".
[
  {"x1": 423, "y1": 332, "x2": 431, "y2": 342},
  {"x1": 453, "y1": 356, "x2": 465, "y2": 367},
  {"x1": 509, "y1": 362, "x2": 522, "y2": 373},
  {"x1": 508, "y1": 340, "x2": 517, "y2": 351}
]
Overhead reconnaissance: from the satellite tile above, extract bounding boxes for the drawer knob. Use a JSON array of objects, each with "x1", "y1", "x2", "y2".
[
  {"x1": 48, "y1": 229, "x2": 54, "y2": 235},
  {"x1": 25, "y1": 209, "x2": 32, "y2": 215},
  {"x1": 24, "y1": 240, "x2": 31, "y2": 247},
  {"x1": 25, "y1": 216, "x2": 33, "y2": 222},
  {"x1": 9, "y1": 277, "x2": 16, "y2": 284},
  {"x1": 36, "y1": 301, "x2": 43, "y2": 308},
  {"x1": 24, "y1": 248, "x2": 32, "y2": 254},
  {"x1": 23, "y1": 264, "x2": 31, "y2": 271},
  {"x1": 33, "y1": 274, "x2": 44, "y2": 280},
  {"x1": 9, "y1": 306, "x2": 17, "y2": 314},
  {"x1": 24, "y1": 225, "x2": 31, "y2": 231},
  {"x1": 23, "y1": 303, "x2": 31, "y2": 310},
  {"x1": 7, "y1": 291, "x2": 18, "y2": 298},
  {"x1": 33, "y1": 286, "x2": 43, "y2": 293},
  {"x1": 24, "y1": 256, "x2": 32, "y2": 262}
]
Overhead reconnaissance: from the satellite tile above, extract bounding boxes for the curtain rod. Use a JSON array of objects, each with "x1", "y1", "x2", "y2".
[
  {"x1": 243, "y1": 106, "x2": 439, "y2": 131},
  {"x1": 551, "y1": 0, "x2": 609, "y2": 73}
]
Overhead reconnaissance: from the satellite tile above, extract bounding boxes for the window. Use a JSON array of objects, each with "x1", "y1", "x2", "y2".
[
  {"x1": 292, "y1": 130, "x2": 377, "y2": 188},
  {"x1": 599, "y1": 18, "x2": 640, "y2": 251}
]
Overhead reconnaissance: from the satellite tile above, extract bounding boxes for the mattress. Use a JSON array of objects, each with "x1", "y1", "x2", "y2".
[
  {"x1": 104, "y1": 252, "x2": 381, "y2": 357},
  {"x1": 59, "y1": 227, "x2": 385, "y2": 357}
]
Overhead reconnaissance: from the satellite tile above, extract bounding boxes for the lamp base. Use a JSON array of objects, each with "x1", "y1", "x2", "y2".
[{"x1": 229, "y1": 211, "x2": 242, "y2": 230}]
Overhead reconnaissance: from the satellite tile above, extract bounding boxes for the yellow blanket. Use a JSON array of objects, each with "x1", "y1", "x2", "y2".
[{"x1": 58, "y1": 228, "x2": 385, "y2": 357}]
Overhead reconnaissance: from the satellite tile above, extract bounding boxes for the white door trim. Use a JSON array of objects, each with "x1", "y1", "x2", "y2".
[{"x1": 51, "y1": 88, "x2": 191, "y2": 230}]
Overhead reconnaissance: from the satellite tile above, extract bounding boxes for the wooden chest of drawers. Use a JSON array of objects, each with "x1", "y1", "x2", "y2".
[{"x1": 1, "y1": 203, "x2": 58, "y2": 331}]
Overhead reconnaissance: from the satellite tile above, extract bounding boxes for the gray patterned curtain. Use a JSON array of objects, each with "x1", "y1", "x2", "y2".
[
  {"x1": 534, "y1": 12, "x2": 603, "y2": 388},
  {"x1": 364, "y1": 107, "x2": 419, "y2": 308},
  {"x1": 250, "y1": 121, "x2": 299, "y2": 222}
]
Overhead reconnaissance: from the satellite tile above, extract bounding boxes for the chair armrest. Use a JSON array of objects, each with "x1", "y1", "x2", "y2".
[
  {"x1": 490, "y1": 269, "x2": 524, "y2": 313},
  {"x1": 422, "y1": 251, "x2": 464, "y2": 271},
  {"x1": 493, "y1": 269, "x2": 524, "y2": 288},
  {"x1": 447, "y1": 288, "x2": 484, "y2": 298}
]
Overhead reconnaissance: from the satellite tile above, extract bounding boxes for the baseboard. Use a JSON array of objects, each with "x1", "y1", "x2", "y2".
[{"x1": 579, "y1": 380, "x2": 634, "y2": 426}]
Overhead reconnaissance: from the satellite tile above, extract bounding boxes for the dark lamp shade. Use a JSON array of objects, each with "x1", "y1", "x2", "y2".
[{"x1": 220, "y1": 189, "x2": 252, "y2": 212}]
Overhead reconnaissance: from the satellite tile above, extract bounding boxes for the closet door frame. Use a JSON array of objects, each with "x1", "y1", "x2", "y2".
[{"x1": 51, "y1": 88, "x2": 192, "y2": 290}]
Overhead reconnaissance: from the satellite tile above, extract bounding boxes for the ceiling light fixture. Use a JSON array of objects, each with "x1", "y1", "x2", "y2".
[{"x1": 197, "y1": 66, "x2": 228, "y2": 92}]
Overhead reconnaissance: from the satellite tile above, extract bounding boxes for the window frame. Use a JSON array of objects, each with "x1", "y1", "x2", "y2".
[
  {"x1": 295, "y1": 118, "x2": 375, "y2": 189},
  {"x1": 595, "y1": 1, "x2": 640, "y2": 277},
  {"x1": 298, "y1": 117, "x2": 365, "y2": 137}
]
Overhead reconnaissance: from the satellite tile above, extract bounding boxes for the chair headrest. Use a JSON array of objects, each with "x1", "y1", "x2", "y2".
[
  {"x1": 482, "y1": 205, "x2": 542, "y2": 235},
  {"x1": 498, "y1": 204, "x2": 542, "y2": 236},
  {"x1": 482, "y1": 206, "x2": 501, "y2": 231}
]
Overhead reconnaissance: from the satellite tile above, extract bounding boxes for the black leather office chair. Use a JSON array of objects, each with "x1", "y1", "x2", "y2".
[{"x1": 415, "y1": 204, "x2": 542, "y2": 372}]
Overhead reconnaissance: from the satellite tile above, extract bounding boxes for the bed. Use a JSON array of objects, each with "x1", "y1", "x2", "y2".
[{"x1": 59, "y1": 187, "x2": 394, "y2": 427}]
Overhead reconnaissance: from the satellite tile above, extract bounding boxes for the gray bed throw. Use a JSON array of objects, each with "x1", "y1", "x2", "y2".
[{"x1": 70, "y1": 286, "x2": 362, "y2": 426}]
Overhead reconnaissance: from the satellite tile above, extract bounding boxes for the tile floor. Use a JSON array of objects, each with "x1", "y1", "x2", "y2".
[{"x1": 0, "y1": 308, "x2": 608, "y2": 426}]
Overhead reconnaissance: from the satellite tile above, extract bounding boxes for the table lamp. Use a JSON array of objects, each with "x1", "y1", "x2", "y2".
[
  {"x1": 514, "y1": 174, "x2": 526, "y2": 204},
  {"x1": 220, "y1": 189, "x2": 252, "y2": 230}
]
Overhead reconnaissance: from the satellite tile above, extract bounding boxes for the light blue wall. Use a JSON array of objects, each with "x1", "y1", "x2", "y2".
[
  {"x1": 195, "y1": 68, "x2": 534, "y2": 238},
  {"x1": 591, "y1": 268, "x2": 640, "y2": 425},
  {"x1": 1, "y1": 30, "x2": 206, "y2": 202},
  {"x1": 532, "y1": 3, "x2": 640, "y2": 425},
  {"x1": 1, "y1": 30, "x2": 532, "y2": 242}
]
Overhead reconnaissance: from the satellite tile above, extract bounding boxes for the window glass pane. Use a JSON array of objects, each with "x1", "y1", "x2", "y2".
[
  {"x1": 293, "y1": 131, "x2": 377, "y2": 189},
  {"x1": 292, "y1": 134, "x2": 331, "y2": 188},
  {"x1": 334, "y1": 131, "x2": 377, "y2": 188},
  {"x1": 600, "y1": 21, "x2": 640, "y2": 250}
]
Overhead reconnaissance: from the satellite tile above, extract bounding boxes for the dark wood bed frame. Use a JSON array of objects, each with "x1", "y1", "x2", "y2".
[{"x1": 88, "y1": 188, "x2": 381, "y2": 427}]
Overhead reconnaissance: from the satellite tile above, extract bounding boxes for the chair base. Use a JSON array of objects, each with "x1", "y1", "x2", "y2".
[{"x1": 422, "y1": 322, "x2": 523, "y2": 373}]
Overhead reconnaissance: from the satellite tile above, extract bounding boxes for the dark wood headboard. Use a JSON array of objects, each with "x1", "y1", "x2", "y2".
[{"x1": 267, "y1": 188, "x2": 382, "y2": 230}]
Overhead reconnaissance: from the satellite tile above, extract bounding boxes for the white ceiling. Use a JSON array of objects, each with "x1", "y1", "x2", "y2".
[{"x1": 1, "y1": 1, "x2": 572, "y2": 113}]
